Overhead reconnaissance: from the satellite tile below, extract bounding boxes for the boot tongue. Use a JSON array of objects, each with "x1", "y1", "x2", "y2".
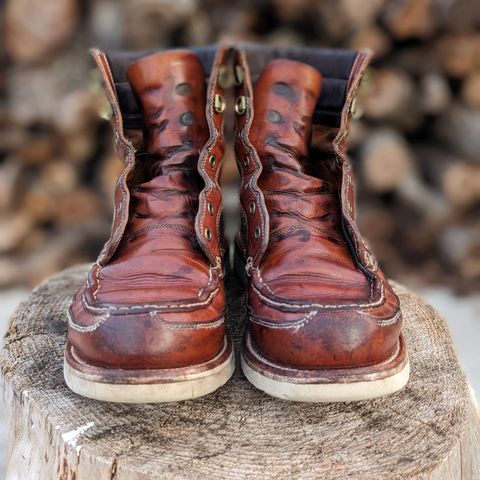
[
  {"x1": 252, "y1": 60, "x2": 336, "y2": 236},
  {"x1": 118, "y1": 50, "x2": 209, "y2": 248},
  {"x1": 250, "y1": 59, "x2": 322, "y2": 173},
  {"x1": 126, "y1": 50, "x2": 209, "y2": 176}
]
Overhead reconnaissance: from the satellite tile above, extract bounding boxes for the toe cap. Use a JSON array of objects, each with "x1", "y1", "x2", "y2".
[{"x1": 67, "y1": 285, "x2": 226, "y2": 370}]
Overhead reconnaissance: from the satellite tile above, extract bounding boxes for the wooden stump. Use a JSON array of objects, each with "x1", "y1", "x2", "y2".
[{"x1": 1, "y1": 265, "x2": 479, "y2": 479}]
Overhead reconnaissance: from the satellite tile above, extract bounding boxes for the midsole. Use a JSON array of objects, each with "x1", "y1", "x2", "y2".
[
  {"x1": 241, "y1": 354, "x2": 410, "y2": 402},
  {"x1": 243, "y1": 331, "x2": 408, "y2": 384},
  {"x1": 65, "y1": 337, "x2": 233, "y2": 385},
  {"x1": 64, "y1": 350, "x2": 235, "y2": 403}
]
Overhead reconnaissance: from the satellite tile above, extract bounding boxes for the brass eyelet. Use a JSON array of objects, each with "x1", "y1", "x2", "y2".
[
  {"x1": 254, "y1": 226, "x2": 261, "y2": 239},
  {"x1": 205, "y1": 228, "x2": 212, "y2": 241},
  {"x1": 208, "y1": 155, "x2": 216, "y2": 167},
  {"x1": 235, "y1": 96, "x2": 247, "y2": 115},
  {"x1": 249, "y1": 202, "x2": 256, "y2": 215},
  {"x1": 208, "y1": 202, "x2": 215, "y2": 215},
  {"x1": 350, "y1": 97, "x2": 363, "y2": 119},
  {"x1": 243, "y1": 155, "x2": 249, "y2": 168},
  {"x1": 234, "y1": 65, "x2": 244, "y2": 86},
  {"x1": 214, "y1": 94, "x2": 226, "y2": 113},
  {"x1": 217, "y1": 65, "x2": 229, "y2": 89}
]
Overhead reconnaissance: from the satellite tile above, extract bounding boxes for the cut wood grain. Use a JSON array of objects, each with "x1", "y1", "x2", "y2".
[{"x1": 1, "y1": 266, "x2": 479, "y2": 479}]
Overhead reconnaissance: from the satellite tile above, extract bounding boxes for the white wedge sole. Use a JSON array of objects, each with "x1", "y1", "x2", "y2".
[
  {"x1": 64, "y1": 349, "x2": 235, "y2": 403},
  {"x1": 242, "y1": 355, "x2": 410, "y2": 402}
]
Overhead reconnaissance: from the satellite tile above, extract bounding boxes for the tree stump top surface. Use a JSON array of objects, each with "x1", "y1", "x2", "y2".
[{"x1": 1, "y1": 265, "x2": 479, "y2": 479}]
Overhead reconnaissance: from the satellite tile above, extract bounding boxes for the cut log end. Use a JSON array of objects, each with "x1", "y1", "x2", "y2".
[{"x1": 1, "y1": 265, "x2": 480, "y2": 479}]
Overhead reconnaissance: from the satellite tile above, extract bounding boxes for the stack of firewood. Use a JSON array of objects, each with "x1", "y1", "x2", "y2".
[{"x1": 1, "y1": 0, "x2": 479, "y2": 291}]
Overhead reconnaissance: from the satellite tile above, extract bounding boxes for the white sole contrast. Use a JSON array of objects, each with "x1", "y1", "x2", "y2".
[
  {"x1": 241, "y1": 355, "x2": 410, "y2": 403},
  {"x1": 64, "y1": 350, "x2": 235, "y2": 403}
]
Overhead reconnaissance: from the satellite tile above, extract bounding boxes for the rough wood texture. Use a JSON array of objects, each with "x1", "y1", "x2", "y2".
[{"x1": 1, "y1": 265, "x2": 480, "y2": 479}]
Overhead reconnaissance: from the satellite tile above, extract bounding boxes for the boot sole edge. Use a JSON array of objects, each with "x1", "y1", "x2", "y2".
[
  {"x1": 242, "y1": 333, "x2": 409, "y2": 402},
  {"x1": 64, "y1": 343, "x2": 234, "y2": 403}
]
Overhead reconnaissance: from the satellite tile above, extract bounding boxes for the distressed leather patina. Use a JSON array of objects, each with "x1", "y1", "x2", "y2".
[
  {"x1": 234, "y1": 45, "x2": 407, "y2": 382},
  {"x1": 65, "y1": 43, "x2": 407, "y2": 401},
  {"x1": 66, "y1": 46, "x2": 231, "y2": 372}
]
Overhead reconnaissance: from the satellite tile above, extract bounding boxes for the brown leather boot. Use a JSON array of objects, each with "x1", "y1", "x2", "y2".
[
  {"x1": 64, "y1": 46, "x2": 234, "y2": 402},
  {"x1": 233, "y1": 45, "x2": 409, "y2": 402}
]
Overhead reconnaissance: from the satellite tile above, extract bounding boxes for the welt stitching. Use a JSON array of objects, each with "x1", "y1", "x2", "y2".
[
  {"x1": 197, "y1": 267, "x2": 214, "y2": 298},
  {"x1": 376, "y1": 310, "x2": 402, "y2": 327},
  {"x1": 123, "y1": 223, "x2": 195, "y2": 243},
  {"x1": 92, "y1": 263, "x2": 101, "y2": 300},
  {"x1": 197, "y1": 258, "x2": 222, "y2": 298},
  {"x1": 68, "y1": 307, "x2": 225, "y2": 334},
  {"x1": 251, "y1": 280, "x2": 385, "y2": 310},
  {"x1": 252, "y1": 266, "x2": 276, "y2": 297},
  {"x1": 253, "y1": 260, "x2": 376, "y2": 306},
  {"x1": 268, "y1": 223, "x2": 344, "y2": 243},
  {"x1": 82, "y1": 286, "x2": 220, "y2": 315},
  {"x1": 249, "y1": 309, "x2": 318, "y2": 329},
  {"x1": 67, "y1": 308, "x2": 110, "y2": 333},
  {"x1": 149, "y1": 311, "x2": 225, "y2": 329}
]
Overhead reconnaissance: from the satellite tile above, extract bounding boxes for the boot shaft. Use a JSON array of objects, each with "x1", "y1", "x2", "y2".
[
  {"x1": 90, "y1": 46, "x2": 230, "y2": 267},
  {"x1": 232, "y1": 44, "x2": 376, "y2": 273},
  {"x1": 126, "y1": 50, "x2": 209, "y2": 169}
]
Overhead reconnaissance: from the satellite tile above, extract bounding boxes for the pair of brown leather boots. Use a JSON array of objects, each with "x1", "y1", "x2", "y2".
[{"x1": 64, "y1": 44, "x2": 409, "y2": 403}]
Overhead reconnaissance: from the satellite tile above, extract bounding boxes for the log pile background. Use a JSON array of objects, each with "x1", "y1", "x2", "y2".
[{"x1": 1, "y1": 0, "x2": 479, "y2": 292}]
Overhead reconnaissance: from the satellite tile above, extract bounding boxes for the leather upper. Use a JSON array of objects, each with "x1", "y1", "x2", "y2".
[
  {"x1": 67, "y1": 47, "x2": 229, "y2": 370},
  {"x1": 234, "y1": 45, "x2": 403, "y2": 370},
  {"x1": 66, "y1": 43, "x2": 404, "y2": 373},
  {"x1": 251, "y1": 60, "x2": 371, "y2": 304}
]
